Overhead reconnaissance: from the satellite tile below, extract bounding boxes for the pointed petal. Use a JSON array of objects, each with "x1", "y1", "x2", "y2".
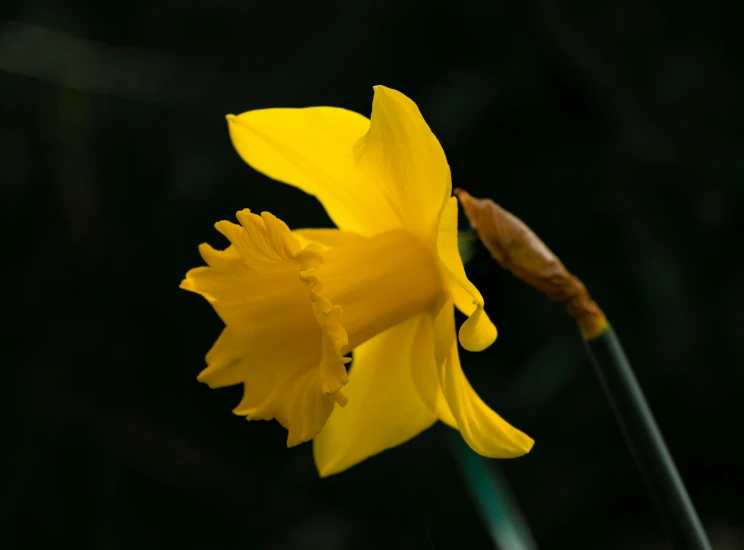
[
  {"x1": 437, "y1": 197, "x2": 497, "y2": 351},
  {"x1": 434, "y1": 302, "x2": 534, "y2": 458},
  {"x1": 313, "y1": 316, "x2": 438, "y2": 477},
  {"x1": 355, "y1": 86, "x2": 452, "y2": 242},
  {"x1": 227, "y1": 107, "x2": 399, "y2": 236}
]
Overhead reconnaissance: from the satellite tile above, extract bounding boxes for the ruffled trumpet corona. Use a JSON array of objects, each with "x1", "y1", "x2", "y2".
[{"x1": 181, "y1": 86, "x2": 534, "y2": 476}]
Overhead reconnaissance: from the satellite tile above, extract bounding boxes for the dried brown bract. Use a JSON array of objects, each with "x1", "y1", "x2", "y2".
[{"x1": 455, "y1": 188, "x2": 608, "y2": 340}]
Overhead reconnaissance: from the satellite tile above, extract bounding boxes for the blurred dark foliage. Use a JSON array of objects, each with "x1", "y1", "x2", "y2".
[{"x1": 1, "y1": 0, "x2": 742, "y2": 549}]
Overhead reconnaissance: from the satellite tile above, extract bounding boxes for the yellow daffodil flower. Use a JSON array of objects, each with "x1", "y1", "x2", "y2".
[{"x1": 181, "y1": 86, "x2": 534, "y2": 477}]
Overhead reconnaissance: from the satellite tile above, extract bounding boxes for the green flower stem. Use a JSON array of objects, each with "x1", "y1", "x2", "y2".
[
  {"x1": 449, "y1": 432, "x2": 538, "y2": 550},
  {"x1": 585, "y1": 326, "x2": 711, "y2": 550}
]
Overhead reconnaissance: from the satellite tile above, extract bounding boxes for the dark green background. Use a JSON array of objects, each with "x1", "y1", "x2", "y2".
[{"x1": 2, "y1": 1, "x2": 741, "y2": 548}]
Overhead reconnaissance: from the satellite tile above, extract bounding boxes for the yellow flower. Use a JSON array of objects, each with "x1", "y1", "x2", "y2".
[{"x1": 181, "y1": 86, "x2": 534, "y2": 476}]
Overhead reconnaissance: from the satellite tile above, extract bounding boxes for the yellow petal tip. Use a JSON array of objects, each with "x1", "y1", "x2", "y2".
[
  {"x1": 313, "y1": 453, "x2": 343, "y2": 478},
  {"x1": 507, "y1": 433, "x2": 535, "y2": 457},
  {"x1": 316, "y1": 464, "x2": 336, "y2": 479},
  {"x1": 458, "y1": 306, "x2": 497, "y2": 352},
  {"x1": 505, "y1": 430, "x2": 535, "y2": 457}
]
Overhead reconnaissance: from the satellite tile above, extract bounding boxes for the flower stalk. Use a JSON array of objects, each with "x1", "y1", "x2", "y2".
[
  {"x1": 455, "y1": 189, "x2": 711, "y2": 550},
  {"x1": 584, "y1": 328, "x2": 710, "y2": 550}
]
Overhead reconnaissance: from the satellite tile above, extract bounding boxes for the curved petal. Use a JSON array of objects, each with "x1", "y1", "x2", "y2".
[
  {"x1": 408, "y1": 313, "x2": 458, "y2": 429},
  {"x1": 437, "y1": 196, "x2": 497, "y2": 351},
  {"x1": 228, "y1": 86, "x2": 451, "y2": 243},
  {"x1": 354, "y1": 86, "x2": 452, "y2": 243},
  {"x1": 227, "y1": 107, "x2": 399, "y2": 236},
  {"x1": 313, "y1": 315, "x2": 438, "y2": 477},
  {"x1": 434, "y1": 302, "x2": 534, "y2": 458}
]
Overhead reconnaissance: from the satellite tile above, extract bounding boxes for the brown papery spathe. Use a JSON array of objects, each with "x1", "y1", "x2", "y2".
[{"x1": 454, "y1": 188, "x2": 608, "y2": 340}]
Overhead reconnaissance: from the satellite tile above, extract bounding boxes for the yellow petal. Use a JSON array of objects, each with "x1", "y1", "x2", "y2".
[
  {"x1": 227, "y1": 86, "x2": 451, "y2": 244},
  {"x1": 355, "y1": 86, "x2": 452, "y2": 243},
  {"x1": 437, "y1": 196, "x2": 497, "y2": 351},
  {"x1": 408, "y1": 313, "x2": 458, "y2": 429},
  {"x1": 434, "y1": 302, "x2": 534, "y2": 458},
  {"x1": 227, "y1": 107, "x2": 398, "y2": 237},
  {"x1": 313, "y1": 315, "x2": 438, "y2": 477}
]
